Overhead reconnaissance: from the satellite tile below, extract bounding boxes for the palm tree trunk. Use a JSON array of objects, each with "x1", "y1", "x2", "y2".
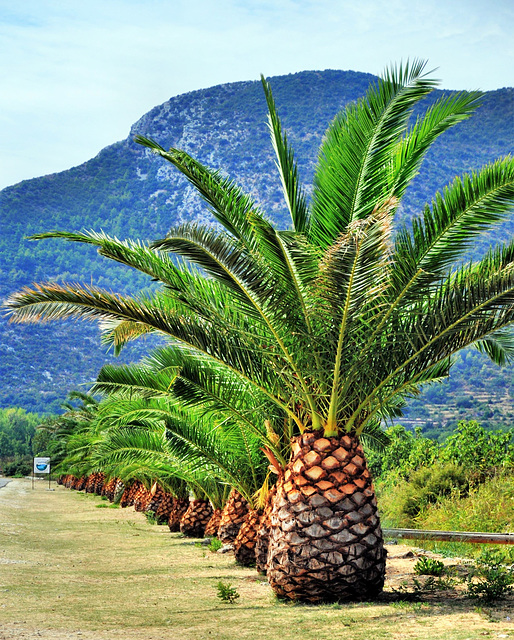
[
  {"x1": 113, "y1": 479, "x2": 125, "y2": 503},
  {"x1": 85, "y1": 474, "x2": 96, "y2": 493},
  {"x1": 266, "y1": 431, "x2": 385, "y2": 603},
  {"x1": 74, "y1": 476, "x2": 87, "y2": 491},
  {"x1": 102, "y1": 477, "x2": 118, "y2": 501},
  {"x1": 180, "y1": 500, "x2": 213, "y2": 538},
  {"x1": 145, "y1": 485, "x2": 165, "y2": 514},
  {"x1": 204, "y1": 508, "x2": 222, "y2": 537},
  {"x1": 255, "y1": 485, "x2": 276, "y2": 575},
  {"x1": 134, "y1": 485, "x2": 151, "y2": 512},
  {"x1": 93, "y1": 472, "x2": 106, "y2": 495},
  {"x1": 234, "y1": 509, "x2": 261, "y2": 566},
  {"x1": 217, "y1": 489, "x2": 249, "y2": 543},
  {"x1": 155, "y1": 491, "x2": 174, "y2": 523},
  {"x1": 168, "y1": 498, "x2": 190, "y2": 532},
  {"x1": 120, "y1": 480, "x2": 143, "y2": 508}
]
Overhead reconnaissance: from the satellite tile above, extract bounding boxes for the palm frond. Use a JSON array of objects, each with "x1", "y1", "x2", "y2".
[
  {"x1": 261, "y1": 75, "x2": 309, "y2": 232},
  {"x1": 393, "y1": 156, "x2": 514, "y2": 291},
  {"x1": 136, "y1": 136, "x2": 259, "y2": 245},
  {"x1": 391, "y1": 90, "x2": 483, "y2": 199},
  {"x1": 310, "y1": 59, "x2": 436, "y2": 249}
]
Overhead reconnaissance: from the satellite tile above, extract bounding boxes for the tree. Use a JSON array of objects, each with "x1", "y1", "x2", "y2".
[{"x1": 5, "y1": 61, "x2": 514, "y2": 602}]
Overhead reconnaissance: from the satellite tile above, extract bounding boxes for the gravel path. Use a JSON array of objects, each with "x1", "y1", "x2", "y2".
[{"x1": 0, "y1": 478, "x2": 11, "y2": 489}]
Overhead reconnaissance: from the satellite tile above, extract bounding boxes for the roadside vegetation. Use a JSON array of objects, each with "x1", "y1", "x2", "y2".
[
  {"x1": 0, "y1": 478, "x2": 512, "y2": 640},
  {"x1": 4, "y1": 60, "x2": 514, "y2": 606}
]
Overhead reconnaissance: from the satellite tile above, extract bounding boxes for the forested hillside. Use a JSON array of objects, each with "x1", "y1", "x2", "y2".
[{"x1": 1, "y1": 69, "x2": 513, "y2": 422}]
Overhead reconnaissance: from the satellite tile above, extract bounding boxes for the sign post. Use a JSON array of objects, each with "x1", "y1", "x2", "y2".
[{"x1": 33, "y1": 457, "x2": 51, "y2": 490}]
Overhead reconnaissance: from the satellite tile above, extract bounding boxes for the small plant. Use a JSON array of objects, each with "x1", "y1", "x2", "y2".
[
  {"x1": 144, "y1": 510, "x2": 158, "y2": 525},
  {"x1": 208, "y1": 538, "x2": 223, "y2": 553},
  {"x1": 465, "y1": 549, "x2": 514, "y2": 601},
  {"x1": 216, "y1": 581, "x2": 240, "y2": 604},
  {"x1": 414, "y1": 556, "x2": 445, "y2": 576}
]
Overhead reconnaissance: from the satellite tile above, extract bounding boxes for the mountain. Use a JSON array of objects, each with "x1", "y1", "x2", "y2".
[{"x1": 1, "y1": 69, "x2": 513, "y2": 424}]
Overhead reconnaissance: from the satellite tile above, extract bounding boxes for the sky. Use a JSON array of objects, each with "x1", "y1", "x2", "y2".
[{"x1": 0, "y1": 0, "x2": 513, "y2": 191}]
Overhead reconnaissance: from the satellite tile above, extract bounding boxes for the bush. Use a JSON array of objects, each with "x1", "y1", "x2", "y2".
[
  {"x1": 3, "y1": 459, "x2": 32, "y2": 477},
  {"x1": 367, "y1": 425, "x2": 438, "y2": 480},
  {"x1": 440, "y1": 421, "x2": 514, "y2": 472},
  {"x1": 208, "y1": 538, "x2": 223, "y2": 553},
  {"x1": 414, "y1": 556, "x2": 445, "y2": 576},
  {"x1": 465, "y1": 550, "x2": 514, "y2": 601},
  {"x1": 389, "y1": 463, "x2": 468, "y2": 523},
  {"x1": 418, "y1": 473, "x2": 514, "y2": 558}
]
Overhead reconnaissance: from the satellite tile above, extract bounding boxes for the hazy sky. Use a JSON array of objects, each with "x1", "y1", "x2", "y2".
[{"x1": 0, "y1": 0, "x2": 513, "y2": 191}]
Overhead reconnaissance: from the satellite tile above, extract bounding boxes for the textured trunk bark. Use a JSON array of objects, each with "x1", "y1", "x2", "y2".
[
  {"x1": 266, "y1": 431, "x2": 385, "y2": 603},
  {"x1": 234, "y1": 509, "x2": 261, "y2": 566},
  {"x1": 134, "y1": 485, "x2": 151, "y2": 512},
  {"x1": 217, "y1": 489, "x2": 249, "y2": 543},
  {"x1": 255, "y1": 486, "x2": 276, "y2": 575},
  {"x1": 93, "y1": 472, "x2": 106, "y2": 495},
  {"x1": 155, "y1": 491, "x2": 174, "y2": 523},
  {"x1": 145, "y1": 485, "x2": 165, "y2": 514},
  {"x1": 204, "y1": 509, "x2": 222, "y2": 537},
  {"x1": 85, "y1": 474, "x2": 96, "y2": 493},
  {"x1": 74, "y1": 476, "x2": 86, "y2": 491},
  {"x1": 168, "y1": 498, "x2": 190, "y2": 532},
  {"x1": 120, "y1": 481, "x2": 143, "y2": 508},
  {"x1": 180, "y1": 500, "x2": 213, "y2": 538},
  {"x1": 113, "y1": 479, "x2": 125, "y2": 503},
  {"x1": 102, "y1": 477, "x2": 118, "y2": 501}
]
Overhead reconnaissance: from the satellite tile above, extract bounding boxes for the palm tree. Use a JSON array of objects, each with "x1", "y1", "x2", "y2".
[
  {"x1": 91, "y1": 358, "x2": 271, "y2": 545},
  {"x1": 6, "y1": 61, "x2": 514, "y2": 601}
]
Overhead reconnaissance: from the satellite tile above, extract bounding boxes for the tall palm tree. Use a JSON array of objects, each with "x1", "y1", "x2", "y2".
[{"x1": 6, "y1": 61, "x2": 514, "y2": 601}]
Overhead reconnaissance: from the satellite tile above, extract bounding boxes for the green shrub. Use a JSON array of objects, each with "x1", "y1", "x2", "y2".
[
  {"x1": 413, "y1": 556, "x2": 445, "y2": 576},
  {"x1": 440, "y1": 421, "x2": 514, "y2": 473},
  {"x1": 3, "y1": 459, "x2": 32, "y2": 477},
  {"x1": 465, "y1": 550, "x2": 514, "y2": 601},
  {"x1": 208, "y1": 538, "x2": 223, "y2": 553},
  {"x1": 144, "y1": 510, "x2": 158, "y2": 525},
  {"x1": 367, "y1": 425, "x2": 438, "y2": 480},
  {"x1": 417, "y1": 473, "x2": 514, "y2": 558},
  {"x1": 216, "y1": 581, "x2": 240, "y2": 604},
  {"x1": 382, "y1": 463, "x2": 468, "y2": 525}
]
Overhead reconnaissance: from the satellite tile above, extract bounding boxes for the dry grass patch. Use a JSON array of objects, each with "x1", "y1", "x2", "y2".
[{"x1": 0, "y1": 478, "x2": 512, "y2": 640}]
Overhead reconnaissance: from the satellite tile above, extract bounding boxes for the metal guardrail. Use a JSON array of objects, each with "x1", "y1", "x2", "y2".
[{"x1": 383, "y1": 528, "x2": 514, "y2": 545}]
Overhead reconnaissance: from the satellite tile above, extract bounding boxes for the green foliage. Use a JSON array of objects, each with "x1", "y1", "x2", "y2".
[
  {"x1": 465, "y1": 550, "x2": 514, "y2": 601},
  {"x1": 413, "y1": 556, "x2": 445, "y2": 576},
  {"x1": 380, "y1": 462, "x2": 468, "y2": 525},
  {"x1": 216, "y1": 581, "x2": 240, "y2": 604},
  {"x1": 367, "y1": 425, "x2": 438, "y2": 478},
  {"x1": 208, "y1": 538, "x2": 223, "y2": 553},
  {"x1": 372, "y1": 420, "x2": 514, "y2": 483},
  {"x1": 439, "y1": 420, "x2": 514, "y2": 472},
  {"x1": 3, "y1": 458, "x2": 32, "y2": 477},
  {"x1": 419, "y1": 473, "x2": 514, "y2": 558},
  {"x1": 0, "y1": 407, "x2": 42, "y2": 460},
  {"x1": 144, "y1": 510, "x2": 158, "y2": 525},
  {"x1": 376, "y1": 421, "x2": 514, "y2": 554}
]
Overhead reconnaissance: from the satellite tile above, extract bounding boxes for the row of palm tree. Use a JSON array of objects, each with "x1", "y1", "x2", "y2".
[
  {"x1": 48, "y1": 385, "x2": 269, "y2": 555},
  {"x1": 6, "y1": 60, "x2": 514, "y2": 602}
]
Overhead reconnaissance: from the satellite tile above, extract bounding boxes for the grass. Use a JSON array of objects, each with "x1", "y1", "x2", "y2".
[{"x1": 0, "y1": 478, "x2": 512, "y2": 639}]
